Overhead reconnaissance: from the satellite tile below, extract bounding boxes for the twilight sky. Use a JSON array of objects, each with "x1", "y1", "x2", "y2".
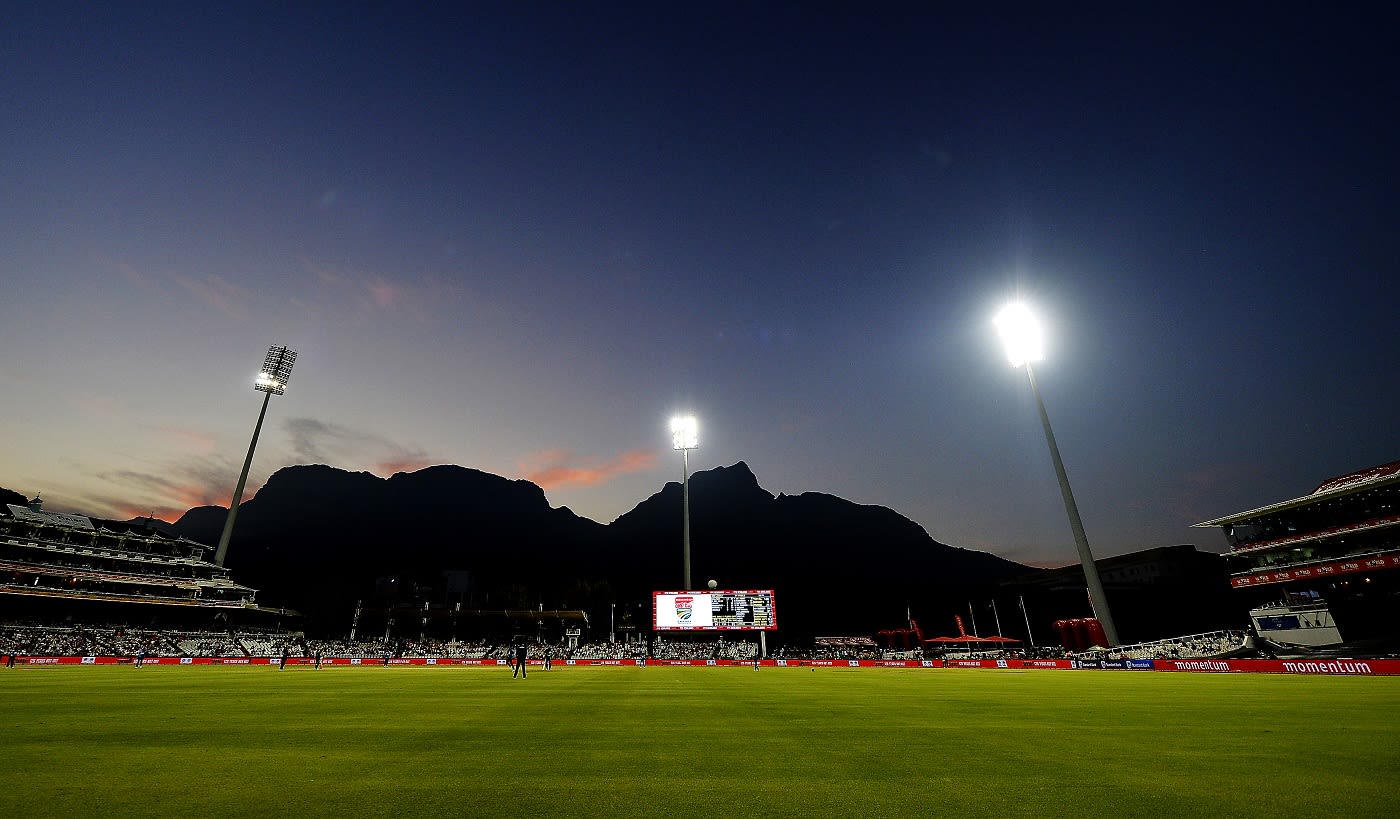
[{"x1": 3, "y1": 4, "x2": 1396, "y2": 567}]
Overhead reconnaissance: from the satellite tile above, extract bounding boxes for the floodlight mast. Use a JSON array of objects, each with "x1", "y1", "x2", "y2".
[
  {"x1": 994, "y1": 303, "x2": 1119, "y2": 647},
  {"x1": 671, "y1": 415, "x2": 698, "y2": 590},
  {"x1": 214, "y1": 346, "x2": 297, "y2": 567}
]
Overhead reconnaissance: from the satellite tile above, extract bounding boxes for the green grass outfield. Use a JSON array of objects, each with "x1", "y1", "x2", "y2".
[{"x1": 2, "y1": 665, "x2": 1396, "y2": 817}]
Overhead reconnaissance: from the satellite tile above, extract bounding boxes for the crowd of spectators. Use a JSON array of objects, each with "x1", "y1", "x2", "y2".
[
  {"x1": 178, "y1": 635, "x2": 243, "y2": 657},
  {"x1": 777, "y1": 636, "x2": 902, "y2": 661},
  {"x1": 1092, "y1": 630, "x2": 1246, "y2": 661},
  {"x1": 0, "y1": 621, "x2": 1246, "y2": 663},
  {"x1": 568, "y1": 642, "x2": 638, "y2": 660},
  {"x1": 0, "y1": 624, "x2": 191, "y2": 657},
  {"x1": 650, "y1": 636, "x2": 759, "y2": 661}
]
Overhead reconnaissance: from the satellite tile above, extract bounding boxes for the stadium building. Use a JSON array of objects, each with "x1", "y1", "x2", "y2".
[
  {"x1": 0, "y1": 496, "x2": 281, "y2": 628},
  {"x1": 999, "y1": 544, "x2": 1236, "y2": 645},
  {"x1": 1193, "y1": 460, "x2": 1400, "y2": 647}
]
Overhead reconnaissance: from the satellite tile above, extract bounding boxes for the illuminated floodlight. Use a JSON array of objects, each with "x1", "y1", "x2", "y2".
[
  {"x1": 670, "y1": 414, "x2": 699, "y2": 590},
  {"x1": 671, "y1": 415, "x2": 698, "y2": 450},
  {"x1": 993, "y1": 302, "x2": 1044, "y2": 368},
  {"x1": 990, "y1": 300, "x2": 1118, "y2": 646},
  {"x1": 216, "y1": 344, "x2": 299, "y2": 567},
  {"x1": 255, "y1": 346, "x2": 297, "y2": 395}
]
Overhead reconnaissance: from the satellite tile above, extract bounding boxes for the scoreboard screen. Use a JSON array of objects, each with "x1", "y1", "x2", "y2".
[{"x1": 653, "y1": 589, "x2": 777, "y2": 631}]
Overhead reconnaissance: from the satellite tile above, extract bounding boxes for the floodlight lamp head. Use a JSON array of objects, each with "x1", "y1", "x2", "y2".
[
  {"x1": 670, "y1": 415, "x2": 698, "y2": 450},
  {"x1": 994, "y1": 302, "x2": 1044, "y2": 368},
  {"x1": 254, "y1": 345, "x2": 298, "y2": 395}
]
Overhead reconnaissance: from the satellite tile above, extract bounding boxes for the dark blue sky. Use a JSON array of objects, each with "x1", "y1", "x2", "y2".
[{"x1": 3, "y1": 4, "x2": 1396, "y2": 566}]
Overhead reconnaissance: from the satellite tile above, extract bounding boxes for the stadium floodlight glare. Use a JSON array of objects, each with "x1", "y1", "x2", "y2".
[
  {"x1": 671, "y1": 414, "x2": 698, "y2": 590},
  {"x1": 254, "y1": 346, "x2": 296, "y2": 395},
  {"x1": 993, "y1": 301, "x2": 1044, "y2": 367},
  {"x1": 994, "y1": 302, "x2": 1120, "y2": 647},
  {"x1": 215, "y1": 345, "x2": 298, "y2": 567},
  {"x1": 671, "y1": 415, "x2": 698, "y2": 450}
]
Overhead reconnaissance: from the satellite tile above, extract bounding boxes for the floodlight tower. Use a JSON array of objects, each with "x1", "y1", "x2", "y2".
[
  {"x1": 671, "y1": 415, "x2": 699, "y2": 590},
  {"x1": 214, "y1": 345, "x2": 297, "y2": 567},
  {"x1": 993, "y1": 302, "x2": 1119, "y2": 647}
]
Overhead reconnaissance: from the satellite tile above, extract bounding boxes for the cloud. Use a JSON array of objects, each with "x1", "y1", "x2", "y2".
[
  {"x1": 71, "y1": 417, "x2": 434, "y2": 520},
  {"x1": 519, "y1": 448, "x2": 657, "y2": 489},
  {"x1": 284, "y1": 416, "x2": 433, "y2": 477},
  {"x1": 143, "y1": 424, "x2": 219, "y2": 454},
  {"x1": 286, "y1": 417, "x2": 354, "y2": 464},
  {"x1": 89, "y1": 454, "x2": 246, "y2": 522},
  {"x1": 300, "y1": 258, "x2": 450, "y2": 324},
  {"x1": 367, "y1": 278, "x2": 401, "y2": 308},
  {"x1": 100, "y1": 256, "x2": 251, "y2": 320},
  {"x1": 164, "y1": 269, "x2": 251, "y2": 321},
  {"x1": 375, "y1": 455, "x2": 440, "y2": 476},
  {"x1": 64, "y1": 416, "x2": 431, "y2": 522}
]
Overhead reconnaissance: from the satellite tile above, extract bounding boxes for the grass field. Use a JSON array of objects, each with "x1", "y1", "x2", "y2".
[{"x1": 2, "y1": 665, "x2": 1397, "y2": 817}]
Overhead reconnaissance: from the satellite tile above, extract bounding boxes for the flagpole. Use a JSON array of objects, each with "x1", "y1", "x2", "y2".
[
  {"x1": 1019, "y1": 595, "x2": 1036, "y2": 647},
  {"x1": 967, "y1": 601, "x2": 979, "y2": 638},
  {"x1": 991, "y1": 600, "x2": 1004, "y2": 637}
]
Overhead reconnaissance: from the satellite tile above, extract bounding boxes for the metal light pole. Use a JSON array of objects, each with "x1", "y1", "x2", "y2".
[
  {"x1": 214, "y1": 345, "x2": 296, "y2": 567},
  {"x1": 994, "y1": 303, "x2": 1119, "y2": 646},
  {"x1": 1019, "y1": 595, "x2": 1036, "y2": 647},
  {"x1": 671, "y1": 415, "x2": 698, "y2": 590}
]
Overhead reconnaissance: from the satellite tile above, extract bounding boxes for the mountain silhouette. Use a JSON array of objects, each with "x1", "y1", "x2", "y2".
[
  {"x1": 171, "y1": 464, "x2": 608, "y2": 632},
  {"x1": 606, "y1": 462, "x2": 1027, "y2": 634},
  {"x1": 165, "y1": 461, "x2": 1030, "y2": 637}
]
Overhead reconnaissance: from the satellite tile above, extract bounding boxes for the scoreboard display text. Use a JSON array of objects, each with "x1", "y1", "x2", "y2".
[{"x1": 653, "y1": 590, "x2": 777, "y2": 631}]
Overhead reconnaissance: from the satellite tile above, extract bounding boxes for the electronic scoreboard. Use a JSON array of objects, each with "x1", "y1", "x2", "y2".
[{"x1": 652, "y1": 589, "x2": 777, "y2": 631}]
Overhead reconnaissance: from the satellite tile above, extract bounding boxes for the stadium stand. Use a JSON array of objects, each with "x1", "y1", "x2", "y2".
[
  {"x1": 3, "y1": 623, "x2": 1265, "y2": 663},
  {"x1": 1086, "y1": 630, "x2": 1246, "y2": 661},
  {"x1": 1, "y1": 499, "x2": 263, "y2": 610}
]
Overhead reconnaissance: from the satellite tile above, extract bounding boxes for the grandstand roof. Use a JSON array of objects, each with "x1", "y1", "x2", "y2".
[
  {"x1": 5, "y1": 503, "x2": 94, "y2": 530},
  {"x1": 1192, "y1": 460, "x2": 1400, "y2": 528},
  {"x1": 1223, "y1": 514, "x2": 1400, "y2": 555}
]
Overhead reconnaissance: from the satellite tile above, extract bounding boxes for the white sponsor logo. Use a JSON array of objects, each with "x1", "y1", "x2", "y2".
[{"x1": 1280, "y1": 660, "x2": 1373, "y2": 675}]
